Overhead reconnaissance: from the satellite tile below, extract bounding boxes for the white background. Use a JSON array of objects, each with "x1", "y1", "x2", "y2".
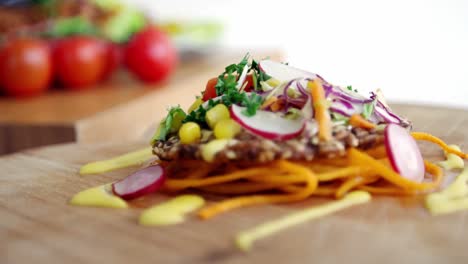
[{"x1": 126, "y1": 0, "x2": 468, "y2": 109}]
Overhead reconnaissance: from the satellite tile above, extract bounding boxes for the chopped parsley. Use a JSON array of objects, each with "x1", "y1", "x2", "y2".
[
  {"x1": 242, "y1": 93, "x2": 263, "y2": 116},
  {"x1": 184, "y1": 99, "x2": 220, "y2": 126},
  {"x1": 346, "y1": 85, "x2": 358, "y2": 93}
]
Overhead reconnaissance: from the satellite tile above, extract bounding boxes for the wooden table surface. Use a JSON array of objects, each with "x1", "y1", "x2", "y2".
[{"x1": 2, "y1": 104, "x2": 468, "y2": 264}]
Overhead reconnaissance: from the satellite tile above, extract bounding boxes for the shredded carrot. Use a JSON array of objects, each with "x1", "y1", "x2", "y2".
[
  {"x1": 308, "y1": 79, "x2": 332, "y2": 141},
  {"x1": 358, "y1": 161, "x2": 442, "y2": 195},
  {"x1": 270, "y1": 99, "x2": 285, "y2": 112},
  {"x1": 165, "y1": 167, "x2": 274, "y2": 190},
  {"x1": 348, "y1": 148, "x2": 442, "y2": 191},
  {"x1": 365, "y1": 145, "x2": 387, "y2": 159},
  {"x1": 261, "y1": 96, "x2": 278, "y2": 110},
  {"x1": 411, "y1": 132, "x2": 468, "y2": 159},
  {"x1": 312, "y1": 186, "x2": 339, "y2": 196},
  {"x1": 316, "y1": 166, "x2": 372, "y2": 182},
  {"x1": 198, "y1": 182, "x2": 283, "y2": 195},
  {"x1": 312, "y1": 157, "x2": 349, "y2": 167},
  {"x1": 297, "y1": 163, "x2": 344, "y2": 173},
  {"x1": 335, "y1": 176, "x2": 379, "y2": 199},
  {"x1": 197, "y1": 160, "x2": 318, "y2": 219},
  {"x1": 349, "y1": 114, "x2": 376, "y2": 130}
]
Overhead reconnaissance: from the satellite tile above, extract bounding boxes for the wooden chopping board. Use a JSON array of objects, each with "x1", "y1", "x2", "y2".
[{"x1": 2, "y1": 104, "x2": 468, "y2": 264}]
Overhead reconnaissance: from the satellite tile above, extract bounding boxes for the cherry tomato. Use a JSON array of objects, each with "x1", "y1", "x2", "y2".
[
  {"x1": 0, "y1": 38, "x2": 52, "y2": 98},
  {"x1": 53, "y1": 36, "x2": 106, "y2": 89},
  {"x1": 102, "y1": 42, "x2": 122, "y2": 81},
  {"x1": 202, "y1": 77, "x2": 218, "y2": 101},
  {"x1": 124, "y1": 28, "x2": 177, "y2": 83}
]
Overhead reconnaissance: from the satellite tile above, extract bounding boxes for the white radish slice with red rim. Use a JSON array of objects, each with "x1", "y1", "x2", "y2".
[
  {"x1": 259, "y1": 60, "x2": 317, "y2": 82},
  {"x1": 230, "y1": 104, "x2": 305, "y2": 140},
  {"x1": 384, "y1": 124, "x2": 425, "y2": 183},
  {"x1": 112, "y1": 165, "x2": 166, "y2": 200}
]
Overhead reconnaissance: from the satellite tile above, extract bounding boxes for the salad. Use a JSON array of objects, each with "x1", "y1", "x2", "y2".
[{"x1": 75, "y1": 55, "x2": 468, "y2": 250}]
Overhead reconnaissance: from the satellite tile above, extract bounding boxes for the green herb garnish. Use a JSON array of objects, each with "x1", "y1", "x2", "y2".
[
  {"x1": 184, "y1": 99, "x2": 220, "y2": 126},
  {"x1": 331, "y1": 112, "x2": 349, "y2": 123},
  {"x1": 346, "y1": 85, "x2": 358, "y2": 93},
  {"x1": 151, "y1": 106, "x2": 186, "y2": 143},
  {"x1": 242, "y1": 93, "x2": 263, "y2": 117},
  {"x1": 251, "y1": 59, "x2": 271, "y2": 90},
  {"x1": 362, "y1": 99, "x2": 376, "y2": 120}
]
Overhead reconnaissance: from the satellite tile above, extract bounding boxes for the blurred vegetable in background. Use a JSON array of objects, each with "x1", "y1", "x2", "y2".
[
  {"x1": 124, "y1": 27, "x2": 177, "y2": 83},
  {"x1": 0, "y1": 0, "x2": 223, "y2": 98},
  {"x1": 0, "y1": 37, "x2": 52, "y2": 97}
]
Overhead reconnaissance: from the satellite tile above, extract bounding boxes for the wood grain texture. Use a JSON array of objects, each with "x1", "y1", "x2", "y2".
[
  {"x1": 1, "y1": 104, "x2": 468, "y2": 264},
  {"x1": 0, "y1": 50, "x2": 282, "y2": 155}
]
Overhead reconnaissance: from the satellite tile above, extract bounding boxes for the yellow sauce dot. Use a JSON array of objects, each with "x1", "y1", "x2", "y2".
[
  {"x1": 438, "y1": 145, "x2": 465, "y2": 171},
  {"x1": 425, "y1": 168, "x2": 468, "y2": 215},
  {"x1": 70, "y1": 184, "x2": 128, "y2": 209},
  {"x1": 139, "y1": 195, "x2": 205, "y2": 226}
]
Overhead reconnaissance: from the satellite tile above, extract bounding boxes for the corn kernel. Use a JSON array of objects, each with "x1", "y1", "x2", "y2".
[
  {"x1": 214, "y1": 119, "x2": 241, "y2": 139},
  {"x1": 206, "y1": 104, "x2": 230, "y2": 129},
  {"x1": 201, "y1": 139, "x2": 230, "y2": 162},
  {"x1": 179, "y1": 122, "x2": 201, "y2": 144}
]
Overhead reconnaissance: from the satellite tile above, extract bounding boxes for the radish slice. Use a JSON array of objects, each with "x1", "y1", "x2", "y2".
[
  {"x1": 230, "y1": 104, "x2": 305, "y2": 140},
  {"x1": 112, "y1": 165, "x2": 166, "y2": 200},
  {"x1": 259, "y1": 60, "x2": 317, "y2": 82},
  {"x1": 384, "y1": 124, "x2": 425, "y2": 182}
]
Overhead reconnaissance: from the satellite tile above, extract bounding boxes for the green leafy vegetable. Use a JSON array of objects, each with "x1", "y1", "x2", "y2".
[
  {"x1": 346, "y1": 85, "x2": 358, "y2": 93},
  {"x1": 362, "y1": 99, "x2": 376, "y2": 120},
  {"x1": 184, "y1": 99, "x2": 220, "y2": 126},
  {"x1": 242, "y1": 93, "x2": 263, "y2": 116},
  {"x1": 285, "y1": 108, "x2": 302, "y2": 120},
  {"x1": 45, "y1": 17, "x2": 98, "y2": 37},
  {"x1": 251, "y1": 59, "x2": 271, "y2": 90},
  {"x1": 331, "y1": 112, "x2": 349, "y2": 123},
  {"x1": 151, "y1": 106, "x2": 186, "y2": 143}
]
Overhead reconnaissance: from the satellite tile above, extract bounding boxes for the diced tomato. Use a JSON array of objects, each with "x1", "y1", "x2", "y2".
[
  {"x1": 202, "y1": 77, "x2": 218, "y2": 101},
  {"x1": 243, "y1": 74, "x2": 254, "y2": 92}
]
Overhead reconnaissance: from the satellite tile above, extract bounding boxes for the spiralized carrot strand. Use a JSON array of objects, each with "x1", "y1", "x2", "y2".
[
  {"x1": 359, "y1": 160, "x2": 444, "y2": 196},
  {"x1": 347, "y1": 148, "x2": 442, "y2": 191},
  {"x1": 411, "y1": 132, "x2": 468, "y2": 159},
  {"x1": 366, "y1": 145, "x2": 387, "y2": 159},
  {"x1": 197, "y1": 161, "x2": 318, "y2": 219},
  {"x1": 312, "y1": 158, "x2": 349, "y2": 167},
  {"x1": 295, "y1": 162, "x2": 342, "y2": 173},
  {"x1": 308, "y1": 79, "x2": 332, "y2": 142},
  {"x1": 197, "y1": 182, "x2": 283, "y2": 195},
  {"x1": 349, "y1": 114, "x2": 376, "y2": 129},
  {"x1": 335, "y1": 176, "x2": 379, "y2": 199},
  {"x1": 165, "y1": 167, "x2": 274, "y2": 190},
  {"x1": 277, "y1": 185, "x2": 303, "y2": 193},
  {"x1": 316, "y1": 166, "x2": 372, "y2": 182},
  {"x1": 312, "y1": 186, "x2": 339, "y2": 196}
]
